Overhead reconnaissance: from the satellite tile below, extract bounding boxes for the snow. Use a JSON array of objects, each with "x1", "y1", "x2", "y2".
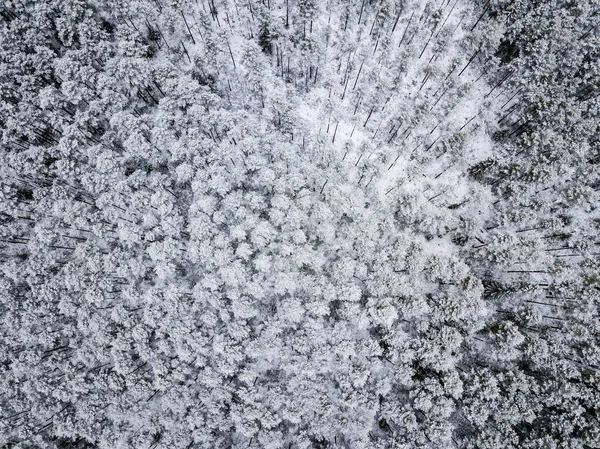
[{"x1": 1, "y1": 0, "x2": 599, "y2": 448}]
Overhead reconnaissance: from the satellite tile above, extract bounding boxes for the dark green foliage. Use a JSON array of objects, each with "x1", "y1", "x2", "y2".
[
  {"x1": 495, "y1": 38, "x2": 520, "y2": 64},
  {"x1": 258, "y1": 21, "x2": 273, "y2": 54}
]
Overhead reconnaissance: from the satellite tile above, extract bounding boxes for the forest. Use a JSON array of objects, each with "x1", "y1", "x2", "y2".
[{"x1": 0, "y1": 0, "x2": 599, "y2": 448}]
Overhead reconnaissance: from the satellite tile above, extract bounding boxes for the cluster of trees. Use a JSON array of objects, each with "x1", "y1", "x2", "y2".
[
  {"x1": 0, "y1": 0, "x2": 598, "y2": 448},
  {"x1": 456, "y1": 1, "x2": 600, "y2": 447}
]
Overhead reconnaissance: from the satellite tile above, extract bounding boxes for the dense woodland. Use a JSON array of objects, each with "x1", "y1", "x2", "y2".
[{"x1": 0, "y1": 0, "x2": 599, "y2": 448}]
